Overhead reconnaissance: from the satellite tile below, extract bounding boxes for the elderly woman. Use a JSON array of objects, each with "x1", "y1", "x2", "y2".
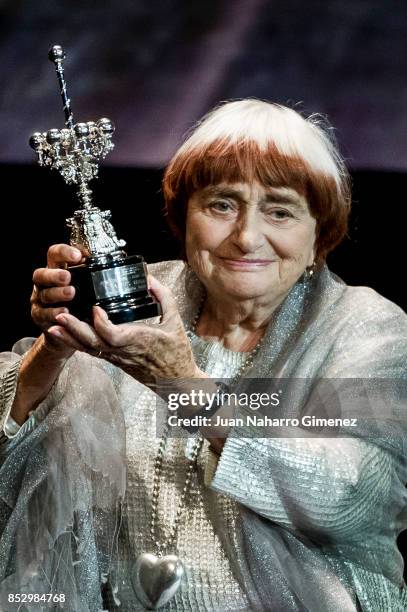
[{"x1": 0, "y1": 100, "x2": 406, "y2": 612}]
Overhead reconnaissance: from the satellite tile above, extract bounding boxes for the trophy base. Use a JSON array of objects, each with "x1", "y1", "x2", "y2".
[
  {"x1": 67, "y1": 253, "x2": 162, "y2": 324},
  {"x1": 104, "y1": 295, "x2": 162, "y2": 324}
]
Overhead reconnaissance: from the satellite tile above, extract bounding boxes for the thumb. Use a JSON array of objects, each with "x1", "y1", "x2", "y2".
[{"x1": 148, "y1": 275, "x2": 178, "y2": 322}]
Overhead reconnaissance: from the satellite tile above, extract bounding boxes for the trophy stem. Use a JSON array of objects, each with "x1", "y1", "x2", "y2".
[
  {"x1": 77, "y1": 180, "x2": 93, "y2": 209},
  {"x1": 48, "y1": 45, "x2": 74, "y2": 130}
]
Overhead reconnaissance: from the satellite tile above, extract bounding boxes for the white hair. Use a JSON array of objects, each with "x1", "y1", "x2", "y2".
[{"x1": 180, "y1": 99, "x2": 346, "y2": 190}]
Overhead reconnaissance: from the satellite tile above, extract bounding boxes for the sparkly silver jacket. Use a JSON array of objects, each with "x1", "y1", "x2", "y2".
[{"x1": 0, "y1": 261, "x2": 406, "y2": 612}]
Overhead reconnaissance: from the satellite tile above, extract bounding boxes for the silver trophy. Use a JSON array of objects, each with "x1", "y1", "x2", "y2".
[{"x1": 29, "y1": 45, "x2": 161, "y2": 323}]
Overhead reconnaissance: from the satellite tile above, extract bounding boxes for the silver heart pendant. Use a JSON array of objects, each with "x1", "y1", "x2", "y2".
[{"x1": 132, "y1": 553, "x2": 184, "y2": 610}]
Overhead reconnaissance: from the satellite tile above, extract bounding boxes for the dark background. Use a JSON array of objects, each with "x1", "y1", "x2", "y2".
[
  {"x1": 1, "y1": 0, "x2": 406, "y2": 572},
  {"x1": 1, "y1": 0, "x2": 407, "y2": 169}
]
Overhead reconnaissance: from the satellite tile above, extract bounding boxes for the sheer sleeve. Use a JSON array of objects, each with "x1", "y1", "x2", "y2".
[
  {"x1": 0, "y1": 350, "x2": 23, "y2": 438},
  {"x1": 0, "y1": 339, "x2": 71, "y2": 454},
  {"x1": 0, "y1": 348, "x2": 128, "y2": 611}
]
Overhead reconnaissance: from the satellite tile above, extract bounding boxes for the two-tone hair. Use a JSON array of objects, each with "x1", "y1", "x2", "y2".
[{"x1": 163, "y1": 99, "x2": 351, "y2": 263}]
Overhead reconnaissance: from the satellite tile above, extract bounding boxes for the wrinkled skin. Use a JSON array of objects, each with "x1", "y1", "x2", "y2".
[{"x1": 32, "y1": 244, "x2": 203, "y2": 386}]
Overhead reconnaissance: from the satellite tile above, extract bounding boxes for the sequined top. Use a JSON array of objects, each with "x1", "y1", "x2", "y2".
[
  {"x1": 104, "y1": 332, "x2": 252, "y2": 611},
  {"x1": 0, "y1": 260, "x2": 407, "y2": 612}
]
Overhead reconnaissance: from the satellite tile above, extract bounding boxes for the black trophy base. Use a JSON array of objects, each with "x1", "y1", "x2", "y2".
[
  {"x1": 66, "y1": 253, "x2": 162, "y2": 324},
  {"x1": 102, "y1": 295, "x2": 162, "y2": 324}
]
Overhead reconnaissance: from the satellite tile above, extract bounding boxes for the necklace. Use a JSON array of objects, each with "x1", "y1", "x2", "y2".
[
  {"x1": 132, "y1": 427, "x2": 203, "y2": 610},
  {"x1": 187, "y1": 292, "x2": 264, "y2": 376},
  {"x1": 132, "y1": 293, "x2": 264, "y2": 609}
]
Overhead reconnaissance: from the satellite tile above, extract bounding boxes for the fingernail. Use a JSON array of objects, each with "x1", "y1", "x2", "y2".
[
  {"x1": 48, "y1": 327, "x2": 63, "y2": 338},
  {"x1": 63, "y1": 286, "x2": 73, "y2": 297},
  {"x1": 94, "y1": 305, "x2": 108, "y2": 320},
  {"x1": 71, "y1": 248, "x2": 81, "y2": 259},
  {"x1": 55, "y1": 314, "x2": 67, "y2": 324}
]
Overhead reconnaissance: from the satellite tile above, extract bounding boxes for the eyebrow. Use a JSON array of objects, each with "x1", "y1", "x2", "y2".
[
  {"x1": 262, "y1": 191, "x2": 305, "y2": 208},
  {"x1": 202, "y1": 186, "x2": 245, "y2": 200},
  {"x1": 201, "y1": 186, "x2": 305, "y2": 209}
]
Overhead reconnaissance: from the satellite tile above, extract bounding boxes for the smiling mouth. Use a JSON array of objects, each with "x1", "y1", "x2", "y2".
[{"x1": 218, "y1": 257, "x2": 275, "y2": 268}]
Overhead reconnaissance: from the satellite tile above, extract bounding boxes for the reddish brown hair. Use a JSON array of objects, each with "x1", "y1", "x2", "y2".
[{"x1": 162, "y1": 101, "x2": 351, "y2": 263}]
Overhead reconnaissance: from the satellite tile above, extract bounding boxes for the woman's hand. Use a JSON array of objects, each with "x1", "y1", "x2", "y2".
[
  {"x1": 47, "y1": 275, "x2": 206, "y2": 387},
  {"x1": 10, "y1": 244, "x2": 85, "y2": 424},
  {"x1": 31, "y1": 243, "x2": 83, "y2": 357}
]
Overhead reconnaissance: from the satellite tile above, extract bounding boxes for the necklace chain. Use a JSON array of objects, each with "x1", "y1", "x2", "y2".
[
  {"x1": 188, "y1": 292, "x2": 264, "y2": 378},
  {"x1": 150, "y1": 425, "x2": 203, "y2": 555},
  {"x1": 149, "y1": 292, "x2": 264, "y2": 555}
]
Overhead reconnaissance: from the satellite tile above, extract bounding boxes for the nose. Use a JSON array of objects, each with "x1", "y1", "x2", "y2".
[{"x1": 231, "y1": 210, "x2": 265, "y2": 254}]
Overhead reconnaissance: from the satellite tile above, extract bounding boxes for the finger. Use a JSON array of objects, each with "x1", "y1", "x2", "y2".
[
  {"x1": 31, "y1": 304, "x2": 69, "y2": 328},
  {"x1": 147, "y1": 275, "x2": 177, "y2": 321},
  {"x1": 43, "y1": 330, "x2": 76, "y2": 358},
  {"x1": 47, "y1": 325, "x2": 89, "y2": 352},
  {"x1": 47, "y1": 244, "x2": 82, "y2": 269},
  {"x1": 33, "y1": 267, "x2": 71, "y2": 288},
  {"x1": 92, "y1": 306, "x2": 153, "y2": 348},
  {"x1": 55, "y1": 312, "x2": 110, "y2": 352},
  {"x1": 39, "y1": 286, "x2": 75, "y2": 305},
  {"x1": 92, "y1": 306, "x2": 134, "y2": 347}
]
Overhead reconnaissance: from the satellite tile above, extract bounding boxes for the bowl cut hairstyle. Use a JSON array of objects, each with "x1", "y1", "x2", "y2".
[{"x1": 163, "y1": 99, "x2": 351, "y2": 263}]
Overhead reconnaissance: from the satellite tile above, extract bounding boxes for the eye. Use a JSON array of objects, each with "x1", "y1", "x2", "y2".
[
  {"x1": 209, "y1": 200, "x2": 234, "y2": 213},
  {"x1": 267, "y1": 208, "x2": 295, "y2": 220}
]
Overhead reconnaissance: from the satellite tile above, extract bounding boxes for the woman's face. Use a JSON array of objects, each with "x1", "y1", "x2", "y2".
[{"x1": 185, "y1": 181, "x2": 317, "y2": 303}]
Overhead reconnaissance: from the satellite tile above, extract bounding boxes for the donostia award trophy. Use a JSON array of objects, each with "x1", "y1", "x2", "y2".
[{"x1": 29, "y1": 45, "x2": 161, "y2": 323}]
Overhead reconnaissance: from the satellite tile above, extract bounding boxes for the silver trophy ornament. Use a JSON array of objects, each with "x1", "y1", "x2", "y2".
[{"x1": 29, "y1": 45, "x2": 161, "y2": 323}]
